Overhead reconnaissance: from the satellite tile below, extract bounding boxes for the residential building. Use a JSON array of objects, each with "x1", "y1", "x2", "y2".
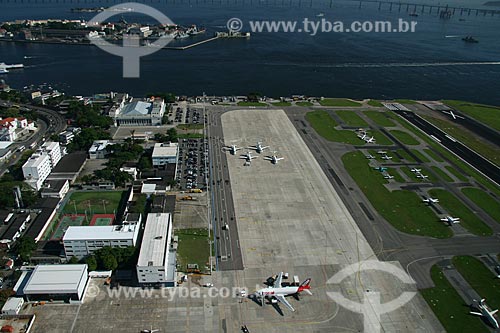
[
  {"x1": 111, "y1": 96, "x2": 165, "y2": 126},
  {"x1": 88, "y1": 140, "x2": 112, "y2": 159},
  {"x1": 152, "y1": 142, "x2": 178, "y2": 166},
  {"x1": 63, "y1": 222, "x2": 141, "y2": 259},
  {"x1": 58, "y1": 127, "x2": 81, "y2": 144},
  {"x1": 0, "y1": 117, "x2": 33, "y2": 141},
  {"x1": 39, "y1": 141, "x2": 62, "y2": 167},
  {"x1": 22, "y1": 153, "x2": 51, "y2": 190},
  {"x1": 136, "y1": 213, "x2": 176, "y2": 286}
]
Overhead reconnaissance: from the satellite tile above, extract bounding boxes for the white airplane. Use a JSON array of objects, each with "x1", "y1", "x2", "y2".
[
  {"x1": 264, "y1": 153, "x2": 284, "y2": 165},
  {"x1": 240, "y1": 152, "x2": 258, "y2": 162},
  {"x1": 224, "y1": 144, "x2": 241, "y2": 155},
  {"x1": 366, "y1": 154, "x2": 375, "y2": 159},
  {"x1": 384, "y1": 174, "x2": 394, "y2": 179},
  {"x1": 248, "y1": 142, "x2": 269, "y2": 154},
  {"x1": 381, "y1": 155, "x2": 393, "y2": 160},
  {"x1": 377, "y1": 150, "x2": 387, "y2": 154},
  {"x1": 410, "y1": 168, "x2": 421, "y2": 173},
  {"x1": 442, "y1": 110, "x2": 464, "y2": 120},
  {"x1": 470, "y1": 299, "x2": 499, "y2": 329},
  {"x1": 365, "y1": 136, "x2": 376, "y2": 143},
  {"x1": 254, "y1": 272, "x2": 312, "y2": 312},
  {"x1": 440, "y1": 216, "x2": 460, "y2": 225},
  {"x1": 416, "y1": 174, "x2": 429, "y2": 179},
  {"x1": 358, "y1": 133, "x2": 368, "y2": 140},
  {"x1": 422, "y1": 197, "x2": 439, "y2": 204}
]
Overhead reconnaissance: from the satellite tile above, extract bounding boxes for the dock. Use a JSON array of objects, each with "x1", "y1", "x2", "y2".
[{"x1": 163, "y1": 36, "x2": 220, "y2": 50}]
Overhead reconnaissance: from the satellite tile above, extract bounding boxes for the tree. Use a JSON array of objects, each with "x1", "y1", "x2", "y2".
[
  {"x1": 68, "y1": 256, "x2": 79, "y2": 264},
  {"x1": 85, "y1": 255, "x2": 97, "y2": 271},
  {"x1": 101, "y1": 254, "x2": 118, "y2": 271},
  {"x1": 167, "y1": 128, "x2": 178, "y2": 142},
  {"x1": 15, "y1": 237, "x2": 37, "y2": 262}
]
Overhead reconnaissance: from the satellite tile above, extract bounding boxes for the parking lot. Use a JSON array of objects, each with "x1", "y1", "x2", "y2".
[
  {"x1": 170, "y1": 102, "x2": 204, "y2": 125},
  {"x1": 176, "y1": 138, "x2": 208, "y2": 191}
]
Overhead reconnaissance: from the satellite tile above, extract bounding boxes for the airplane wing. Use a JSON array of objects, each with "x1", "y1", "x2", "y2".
[
  {"x1": 470, "y1": 311, "x2": 483, "y2": 316},
  {"x1": 440, "y1": 218, "x2": 447, "y2": 221},
  {"x1": 275, "y1": 294, "x2": 295, "y2": 312},
  {"x1": 263, "y1": 157, "x2": 272, "y2": 161},
  {"x1": 277, "y1": 157, "x2": 284, "y2": 161},
  {"x1": 491, "y1": 309, "x2": 499, "y2": 315},
  {"x1": 273, "y1": 272, "x2": 283, "y2": 289}
]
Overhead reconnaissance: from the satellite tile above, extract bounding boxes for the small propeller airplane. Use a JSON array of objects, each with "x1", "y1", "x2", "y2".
[
  {"x1": 442, "y1": 110, "x2": 464, "y2": 120},
  {"x1": 264, "y1": 152, "x2": 284, "y2": 165},
  {"x1": 410, "y1": 168, "x2": 422, "y2": 173},
  {"x1": 224, "y1": 144, "x2": 241, "y2": 155},
  {"x1": 240, "y1": 151, "x2": 258, "y2": 162},
  {"x1": 440, "y1": 216, "x2": 460, "y2": 226},
  {"x1": 422, "y1": 197, "x2": 439, "y2": 204},
  {"x1": 248, "y1": 142, "x2": 269, "y2": 154}
]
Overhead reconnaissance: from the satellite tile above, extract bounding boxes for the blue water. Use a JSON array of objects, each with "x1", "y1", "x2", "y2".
[{"x1": 1, "y1": 0, "x2": 500, "y2": 104}]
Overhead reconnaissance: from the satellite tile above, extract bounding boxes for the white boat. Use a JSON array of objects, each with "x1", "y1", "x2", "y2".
[
  {"x1": 175, "y1": 31, "x2": 190, "y2": 39},
  {"x1": 0, "y1": 63, "x2": 24, "y2": 69}
]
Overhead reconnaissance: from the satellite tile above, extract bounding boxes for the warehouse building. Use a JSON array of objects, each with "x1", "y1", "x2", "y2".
[{"x1": 152, "y1": 142, "x2": 178, "y2": 166}]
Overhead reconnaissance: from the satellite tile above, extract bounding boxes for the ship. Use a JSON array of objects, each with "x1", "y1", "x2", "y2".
[
  {"x1": 187, "y1": 25, "x2": 206, "y2": 36},
  {"x1": 175, "y1": 31, "x2": 190, "y2": 39},
  {"x1": 462, "y1": 36, "x2": 478, "y2": 43}
]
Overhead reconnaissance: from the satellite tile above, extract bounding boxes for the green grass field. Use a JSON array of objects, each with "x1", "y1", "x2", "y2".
[
  {"x1": 363, "y1": 111, "x2": 395, "y2": 127},
  {"x1": 461, "y1": 188, "x2": 500, "y2": 224},
  {"x1": 367, "y1": 100, "x2": 383, "y2": 107},
  {"x1": 177, "y1": 124, "x2": 204, "y2": 130},
  {"x1": 396, "y1": 149, "x2": 416, "y2": 162},
  {"x1": 431, "y1": 166, "x2": 453, "y2": 182},
  {"x1": 296, "y1": 101, "x2": 313, "y2": 107},
  {"x1": 178, "y1": 133, "x2": 204, "y2": 139},
  {"x1": 423, "y1": 148, "x2": 444, "y2": 162},
  {"x1": 63, "y1": 191, "x2": 124, "y2": 215},
  {"x1": 428, "y1": 189, "x2": 492, "y2": 236},
  {"x1": 237, "y1": 101, "x2": 267, "y2": 107},
  {"x1": 342, "y1": 151, "x2": 452, "y2": 238},
  {"x1": 271, "y1": 101, "x2": 292, "y2": 107},
  {"x1": 443, "y1": 100, "x2": 500, "y2": 132},
  {"x1": 335, "y1": 110, "x2": 369, "y2": 127},
  {"x1": 389, "y1": 130, "x2": 420, "y2": 145},
  {"x1": 409, "y1": 149, "x2": 430, "y2": 163},
  {"x1": 453, "y1": 256, "x2": 500, "y2": 311},
  {"x1": 371, "y1": 131, "x2": 392, "y2": 145},
  {"x1": 421, "y1": 265, "x2": 488, "y2": 333},
  {"x1": 175, "y1": 228, "x2": 211, "y2": 273},
  {"x1": 305, "y1": 110, "x2": 362, "y2": 145},
  {"x1": 319, "y1": 98, "x2": 362, "y2": 107},
  {"x1": 394, "y1": 99, "x2": 418, "y2": 105},
  {"x1": 386, "y1": 168, "x2": 405, "y2": 183},
  {"x1": 445, "y1": 166, "x2": 469, "y2": 182},
  {"x1": 423, "y1": 116, "x2": 500, "y2": 167}
]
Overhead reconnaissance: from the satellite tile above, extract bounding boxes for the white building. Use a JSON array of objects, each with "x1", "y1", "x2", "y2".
[
  {"x1": 21, "y1": 264, "x2": 89, "y2": 302},
  {"x1": 41, "y1": 179, "x2": 70, "y2": 199},
  {"x1": 0, "y1": 117, "x2": 33, "y2": 141},
  {"x1": 1, "y1": 297, "x2": 24, "y2": 315},
  {"x1": 136, "y1": 213, "x2": 176, "y2": 286},
  {"x1": 88, "y1": 140, "x2": 112, "y2": 159},
  {"x1": 63, "y1": 223, "x2": 141, "y2": 259},
  {"x1": 152, "y1": 142, "x2": 178, "y2": 166},
  {"x1": 22, "y1": 153, "x2": 52, "y2": 190},
  {"x1": 40, "y1": 141, "x2": 62, "y2": 167},
  {"x1": 111, "y1": 97, "x2": 165, "y2": 126}
]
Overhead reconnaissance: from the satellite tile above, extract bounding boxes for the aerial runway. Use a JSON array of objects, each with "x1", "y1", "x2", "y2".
[
  {"x1": 214, "y1": 109, "x2": 442, "y2": 332},
  {"x1": 397, "y1": 111, "x2": 500, "y2": 185}
]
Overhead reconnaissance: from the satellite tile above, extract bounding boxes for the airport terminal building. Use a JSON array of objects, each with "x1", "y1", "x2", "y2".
[{"x1": 136, "y1": 213, "x2": 176, "y2": 287}]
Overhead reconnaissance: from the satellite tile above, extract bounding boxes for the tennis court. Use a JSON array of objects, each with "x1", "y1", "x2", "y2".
[
  {"x1": 51, "y1": 214, "x2": 86, "y2": 240},
  {"x1": 89, "y1": 214, "x2": 115, "y2": 226},
  {"x1": 62, "y1": 191, "x2": 124, "y2": 215}
]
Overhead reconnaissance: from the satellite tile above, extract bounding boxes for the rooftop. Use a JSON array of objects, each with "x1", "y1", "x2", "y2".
[
  {"x1": 137, "y1": 213, "x2": 171, "y2": 267},
  {"x1": 63, "y1": 224, "x2": 138, "y2": 241},
  {"x1": 23, "y1": 264, "x2": 87, "y2": 294},
  {"x1": 51, "y1": 151, "x2": 87, "y2": 173},
  {"x1": 89, "y1": 140, "x2": 111, "y2": 153},
  {"x1": 23, "y1": 153, "x2": 50, "y2": 169},
  {"x1": 120, "y1": 101, "x2": 152, "y2": 116},
  {"x1": 152, "y1": 142, "x2": 178, "y2": 158}
]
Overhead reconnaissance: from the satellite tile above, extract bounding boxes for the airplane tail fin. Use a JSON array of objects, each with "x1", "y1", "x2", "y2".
[{"x1": 298, "y1": 278, "x2": 312, "y2": 294}]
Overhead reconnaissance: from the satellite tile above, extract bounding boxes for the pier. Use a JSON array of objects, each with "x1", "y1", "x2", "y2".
[{"x1": 164, "y1": 36, "x2": 220, "y2": 50}]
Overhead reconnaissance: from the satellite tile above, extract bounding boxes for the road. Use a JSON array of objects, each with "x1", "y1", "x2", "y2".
[
  {"x1": 0, "y1": 99, "x2": 66, "y2": 176},
  {"x1": 397, "y1": 110, "x2": 500, "y2": 185},
  {"x1": 206, "y1": 106, "x2": 243, "y2": 271}
]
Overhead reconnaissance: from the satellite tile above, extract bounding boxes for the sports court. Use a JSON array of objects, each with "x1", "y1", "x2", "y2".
[
  {"x1": 51, "y1": 214, "x2": 86, "y2": 240},
  {"x1": 89, "y1": 214, "x2": 115, "y2": 226},
  {"x1": 62, "y1": 191, "x2": 123, "y2": 215}
]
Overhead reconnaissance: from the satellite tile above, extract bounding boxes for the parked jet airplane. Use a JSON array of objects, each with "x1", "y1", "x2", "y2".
[
  {"x1": 470, "y1": 299, "x2": 499, "y2": 329},
  {"x1": 442, "y1": 110, "x2": 464, "y2": 120},
  {"x1": 373, "y1": 166, "x2": 388, "y2": 172},
  {"x1": 255, "y1": 272, "x2": 312, "y2": 312},
  {"x1": 248, "y1": 142, "x2": 269, "y2": 154},
  {"x1": 365, "y1": 136, "x2": 376, "y2": 143},
  {"x1": 440, "y1": 216, "x2": 460, "y2": 225},
  {"x1": 422, "y1": 197, "x2": 439, "y2": 204},
  {"x1": 416, "y1": 174, "x2": 429, "y2": 179},
  {"x1": 264, "y1": 153, "x2": 284, "y2": 165},
  {"x1": 410, "y1": 168, "x2": 422, "y2": 173},
  {"x1": 240, "y1": 152, "x2": 258, "y2": 162},
  {"x1": 366, "y1": 154, "x2": 375, "y2": 159},
  {"x1": 384, "y1": 174, "x2": 394, "y2": 179},
  {"x1": 224, "y1": 144, "x2": 241, "y2": 155},
  {"x1": 381, "y1": 155, "x2": 393, "y2": 160},
  {"x1": 377, "y1": 150, "x2": 387, "y2": 154}
]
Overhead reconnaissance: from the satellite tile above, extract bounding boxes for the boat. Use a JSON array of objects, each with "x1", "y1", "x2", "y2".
[
  {"x1": 175, "y1": 31, "x2": 190, "y2": 39},
  {"x1": 187, "y1": 25, "x2": 206, "y2": 36},
  {"x1": 0, "y1": 63, "x2": 24, "y2": 69},
  {"x1": 462, "y1": 36, "x2": 478, "y2": 43}
]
